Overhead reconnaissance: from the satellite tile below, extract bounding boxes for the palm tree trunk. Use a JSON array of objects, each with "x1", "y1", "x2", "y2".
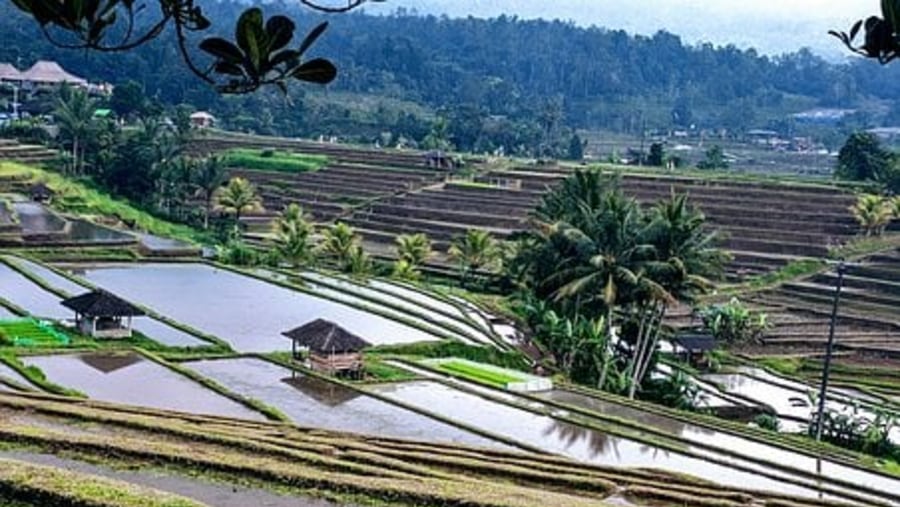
[
  {"x1": 204, "y1": 193, "x2": 212, "y2": 229},
  {"x1": 634, "y1": 304, "x2": 666, "y2": 392},
  {"x1": 628, "y1": 305, "x2": 650, "y2": 399},
  {"x1": 597, "y1": 306, "x2": 614, "y2": 390}
]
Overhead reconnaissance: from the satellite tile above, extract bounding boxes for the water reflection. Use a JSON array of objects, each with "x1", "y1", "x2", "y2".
[
  {"x1": 23, "y1": 353, "x2": 265, "y2": 420},
  {"x1": 74, "y1": 263, "x2": 445, "y2": 352},
  {"x1": 187, "y1": 358, "x2": 504, "y2": 448}
]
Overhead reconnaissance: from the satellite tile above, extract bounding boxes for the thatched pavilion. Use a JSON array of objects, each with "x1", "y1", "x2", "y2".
[
  {"x1": 61, "y1": 290, "x2": 145, "y2": 339},
  {"x1": 282, "y1": 319, "x2": 371, "y2": 375}
]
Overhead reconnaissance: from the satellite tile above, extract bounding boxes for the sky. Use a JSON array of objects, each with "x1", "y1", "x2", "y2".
[{"x1": 360, "y1": 0, "x2": 875, "y2": 59}]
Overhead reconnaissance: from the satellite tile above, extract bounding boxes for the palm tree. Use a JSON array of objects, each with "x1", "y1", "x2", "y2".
[
  {"x1": 851, "y1": 194, "x2": 893, "y2": 236},
  {"x1": 54, "y1": 86, "x2": 97, "y2": 174},
  {"x1": 625, "y1": 193, "x2": 730, "y2": 397},
  {"x1": 347, "y1": 244, "x2": 373, "y2": 278},
  {"x1": 191, "y1": 156, "x2": 228, "y2": 229},
  {"x1": 396, "y1": 233, "x2": 432, "y2": 268},
  {"x1": 214, "y1": 177, "x2": 262, "y2": 232},
  {"x1": 449, "y1": 229, "x2": 501, "y2": 284},
  {"x1": 320, "y1": 222, "x2": 360, "y2": 269},
  {"x1": 273, "y1": 203, "x2": 314, "y2": 267},
  {"x1": 392, "y1": 259, "x2": 420, "y2": 280}
]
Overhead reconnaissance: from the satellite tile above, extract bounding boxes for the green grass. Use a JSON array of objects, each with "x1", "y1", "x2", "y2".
[
  {"x1": 0, "y1": 319, "x2": 69, "y2": 348},
  {"x1": 369, "y1": 340, "x2": 530, "y2": 371},
  {"x1": 223, "y1": 148, "x2": 329, "y2": 173},
  {"x1": 0, "y1": 162, "x2": 205, "y2": 244},
  {"x1": 361, "y1": 359, "x2": 419, "y2": 383},
  {"x1": 755, "y1": 356, "x2": 803, "y2": 376},
  {"x1": 435, "y1": 360, "x2": 525, "y2": 388}
]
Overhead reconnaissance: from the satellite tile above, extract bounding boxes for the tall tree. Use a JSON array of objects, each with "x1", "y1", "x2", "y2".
[
  {"x1": 273, "y1": 203, "x2": 315, "y2": 267},
  {"x1": 449, "y1": 229, "x2": 502, "y2": 285},
  {"x1": 320, "y1": 222, "x2": 361, "y2": 270},
  {"x1": 54, "y1": 87, "x2": 97, "y2": 175},
  {"x1": 214, "y1": 177, "x2": 262, "y2": 230},
  {"x1": 836, "y1": 132, "x2": 893, "y2": 182},
  {"x1": 191, "y1": 156, "x2": 228, "y2": 229}
]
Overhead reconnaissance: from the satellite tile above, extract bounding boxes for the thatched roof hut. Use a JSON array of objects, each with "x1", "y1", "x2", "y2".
[
  {"x1": 21, "y1": 60, "x2": 87, "y2": 87},
  {"x1": 61, "y1": 290, "x2": 145, "y2": 339},
  {"x1": 0, "y1": 63, "x2": 23, "y2": 82},
  {"x1": 282, "y1": 319, "x2": 370, "y2": 374},
  {"x1": 29, "y1": 182, "x2": 54, "y2": 203}
]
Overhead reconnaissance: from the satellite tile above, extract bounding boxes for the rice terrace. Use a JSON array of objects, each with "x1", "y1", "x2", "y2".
[{"x1": 2, "y1": 0, "x2": 900, "y2": 506}]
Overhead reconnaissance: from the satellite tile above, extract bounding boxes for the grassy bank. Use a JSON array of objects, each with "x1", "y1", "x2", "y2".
[
  {"x1": 224, "y1": 148, "x2": 329, "y2": 173},
  {"x1": 0, "y1": 162, "x2": 204, "y2": 244}
]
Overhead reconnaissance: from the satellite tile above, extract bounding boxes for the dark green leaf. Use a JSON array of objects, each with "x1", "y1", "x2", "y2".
[
  {"x1": 850, "y1": 19, "x2": 863, "y2": 41},
  {"x1": 199, "y1": 38, "x2": 244, "y2": 64},
  {"x1": 236, "y1": 7, "x2": 265, "y2": 70},
  {"x1": 297, "y1": 21, "x2": 328, "y2": 56},
  {"x1": 265, "y1": 15, "x2": 295, "y2": 52},
  {"x1": 291, "y1": 58, "x2": 337, "y2": 84}
]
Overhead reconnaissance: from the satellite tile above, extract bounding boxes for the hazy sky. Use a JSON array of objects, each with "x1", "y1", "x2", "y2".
[{"x1": 362, "y1": 0, "x2": 875, "y2": 59}]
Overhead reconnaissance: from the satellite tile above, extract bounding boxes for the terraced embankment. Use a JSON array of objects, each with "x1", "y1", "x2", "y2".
[
  {"x1": 0, "y1": 139, "x2": 57, "y2": 166},
  {"x1": 0, "y1": 390, "x2": 877, "y2": 507},
  {"x1": 739, "y1": 248, "x2": 900, "y2": 358},
  {"x1": 346, "y1": 165, "x2": 869, "y2": 278}
]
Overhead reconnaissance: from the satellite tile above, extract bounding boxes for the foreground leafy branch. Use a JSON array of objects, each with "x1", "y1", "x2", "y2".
[{"x1": 8, "y1": 0, "x2": 366, "y2": 93}]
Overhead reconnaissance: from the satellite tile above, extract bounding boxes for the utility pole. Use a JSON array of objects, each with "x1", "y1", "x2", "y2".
[{"x1": 814, "y1": 260, "x2": 847, "y2": 442}]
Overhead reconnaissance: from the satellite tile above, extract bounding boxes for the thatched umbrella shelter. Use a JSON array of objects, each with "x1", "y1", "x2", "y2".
[
  {"x1": 0, "y1": 63, "x2": 23, "y2": 83},
  {"x1": 282, "y1": 319, "x2": 370, "y2": 375},
  {"x1": 20, "y1": 60, "x2": 88, "y2": 88},
  {"x1": 29, "y1": 182, "x2": 54, "y2": 203},
  {"x1": 61, "y1": 290, "x2": 145, "y2": 339}
]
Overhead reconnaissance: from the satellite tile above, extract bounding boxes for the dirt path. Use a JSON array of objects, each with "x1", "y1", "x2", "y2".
[{"x1": 0, "y1": 451, "x2": 349, "y2": 507}]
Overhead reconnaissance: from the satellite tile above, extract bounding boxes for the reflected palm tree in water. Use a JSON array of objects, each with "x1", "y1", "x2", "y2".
[{"x1": 544, "y1": 419, "x2": 673, "y2": 462}]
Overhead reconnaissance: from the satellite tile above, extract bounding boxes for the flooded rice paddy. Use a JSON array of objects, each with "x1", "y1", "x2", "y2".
[
  {"x1": 186, "y1": 357, "x2": 506, "y2": 449},
  {"x1": 538, "y1": 389, "x2": 900, "y2": 498},
  {"x1": 702, "y1": 368, "x2": 900, "y2": 441},
  {"x1": 366, "y1": 380, "x2": 841, "y2": 499},
  {"x1": 0, "y1": 262, "x2": 69, "y2": 319},
  {"x1": 72, "y1": 263, "x2": 446, "y2": 351},
  {"x1": 23, "y1": 353, "x2": 265, "y2": 421},
  {"x1": 0, "y1": 260, "x2": 204, "y2": 348}
]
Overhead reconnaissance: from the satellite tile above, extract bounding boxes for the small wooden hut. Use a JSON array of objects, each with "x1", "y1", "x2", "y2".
[
  {"x1": 672, "y1": 333, "x2": 717, "y2": 368},
  {"x1": 61, "y1": 290, "x2": 145, "y2": 339},
  {"x1": 282, "y1": 319, "x2": 370, "y2": 375},
  {"x1": 29, "y1": 182, "x2": 54, "y2": 203}
]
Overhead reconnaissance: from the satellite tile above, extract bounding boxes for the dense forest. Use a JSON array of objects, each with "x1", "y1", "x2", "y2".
[{"x1": 2, "y1": 1, "x2": 900, "y2": 154}]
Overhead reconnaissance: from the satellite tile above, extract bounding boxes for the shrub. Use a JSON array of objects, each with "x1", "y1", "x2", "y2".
[
  {"x1": 753, "y1": 414, "x2": 781, "y2": 432},
  {"x1": 699, "y1": 298, "x2": 769, "y2": 345}
]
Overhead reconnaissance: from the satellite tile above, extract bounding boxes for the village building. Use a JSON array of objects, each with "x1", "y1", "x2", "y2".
[
  {"x1": 282, "y1": 319, "x2": 371, "y2": 375},
  {"x1": 190, "y1": 111, "x2": 216, "y2": 129},
  {"x1": 61, "y1": 290, "x2": 145, "y2": 339}
]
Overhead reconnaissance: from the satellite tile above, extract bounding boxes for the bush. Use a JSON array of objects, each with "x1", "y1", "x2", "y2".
[
  {"x1": 0, "y1": 119, "x2": 51, "y2": 144},
  {"x1": 753, "y1": 414, "x2": 781, "y2": 432},
  {"x1": 699, "y1": 298, "x2": 769, "y2": 345}
]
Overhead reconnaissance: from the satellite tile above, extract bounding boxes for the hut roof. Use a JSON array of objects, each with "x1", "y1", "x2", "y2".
[
  {"x1": 0, "y1": 63, "x2": 22, "y2": 81},
  {"x1": 282, "y1": 319, "x2": 370, "y2": 354},
  {"x1": 21, "y1": 60, "x2": 87, "y2": 85},
  {"x1": 190, "y1": 111, "x2": 215, "y2": 120},
  {"x1": 61, "y1": 290, "x2": 145, "y2": 318},
  {"x1": 29, "y1": 182, "x2": 54, "y2": 198},
  {"x1": 673, "y1": 333, "x2": 716, "y2": 352}
]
